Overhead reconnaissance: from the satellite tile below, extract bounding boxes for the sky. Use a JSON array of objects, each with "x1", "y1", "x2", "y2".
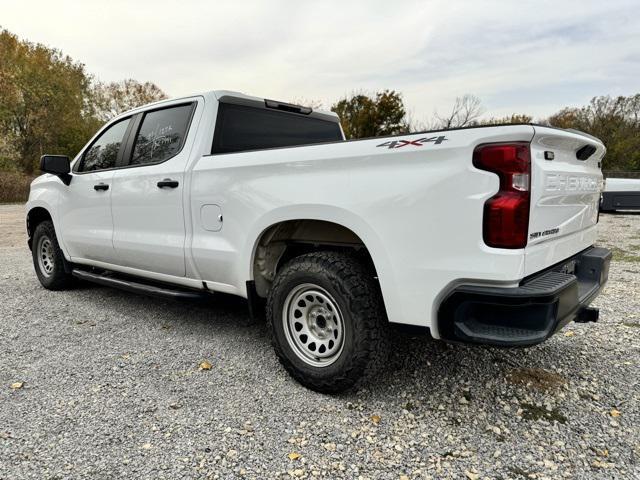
[{"x1": 1, "y1": 0, "x2": 639, "y2": 122}]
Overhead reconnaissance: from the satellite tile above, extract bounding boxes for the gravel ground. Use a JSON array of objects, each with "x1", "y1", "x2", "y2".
[{"x1": 1, "y1": 203, "x2": 639, "y2": 480}]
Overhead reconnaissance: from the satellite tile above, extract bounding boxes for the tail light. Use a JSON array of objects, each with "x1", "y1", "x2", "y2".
[{"x1": 473, "y1": 142, "x2": 531, "y2": 249}]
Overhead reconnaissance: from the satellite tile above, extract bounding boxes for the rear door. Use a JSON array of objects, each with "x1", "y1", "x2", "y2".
[
  {"x1": 110, "y1": 101, "x2": 199, "y2": 276},
  {"x1": 525, "y1": 126, "x2": 605, "y2": 275}
]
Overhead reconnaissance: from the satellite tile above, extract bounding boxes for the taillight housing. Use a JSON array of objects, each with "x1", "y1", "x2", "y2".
[{"x1": 473, "y1": 142, "x2": 531, "y2": 249}]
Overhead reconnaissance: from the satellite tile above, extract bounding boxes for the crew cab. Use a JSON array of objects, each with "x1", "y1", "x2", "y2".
[{"x1": 26, "y1": 90, "x2": 611, "y2": 392}]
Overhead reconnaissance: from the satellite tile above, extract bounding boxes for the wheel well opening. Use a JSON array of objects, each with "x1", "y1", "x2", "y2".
[
  {"x1": 252, "y1": 219, "x2": 376, "y2": 298},
  {"x1": 26, "y1": 207, "x2": 52, "y2": 250}
]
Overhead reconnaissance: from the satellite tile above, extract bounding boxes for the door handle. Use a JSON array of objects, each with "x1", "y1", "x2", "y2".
[
  {"x1": 94, "y1": 183, "x2": 109, "y2": 191},
  {"x1": 157, "y1": 179, "x2": 179, "y2": 189}
]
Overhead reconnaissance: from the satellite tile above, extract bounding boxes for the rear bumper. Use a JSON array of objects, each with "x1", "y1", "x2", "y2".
[{"x1": 437, "y1": 246, "x2": 611, "y2": 347}]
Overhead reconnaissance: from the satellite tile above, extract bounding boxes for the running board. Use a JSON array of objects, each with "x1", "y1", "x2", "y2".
[{"x1": 71, "y1": 269, "x2": 211, "y2": 300}]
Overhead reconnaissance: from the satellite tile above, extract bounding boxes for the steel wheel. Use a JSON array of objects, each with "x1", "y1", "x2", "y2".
[
  {"x1": 282, "y1": 283, "x2": 345, "y2": 367},
  {"x1": 37, "y1": 236, "x2": 55, "y2": 277}
]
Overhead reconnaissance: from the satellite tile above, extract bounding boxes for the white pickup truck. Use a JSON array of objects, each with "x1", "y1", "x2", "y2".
[
  {"x1": 600, "y1": 177, "x2": 640, "y2": 212},
  {"x1": 27, "y1": 90, "x2": 611, "y2": 392}
]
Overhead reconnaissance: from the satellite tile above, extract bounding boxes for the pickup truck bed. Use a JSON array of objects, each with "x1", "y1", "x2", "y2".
[{"x1": 27, "y1": 90, "x2": 611, "y2": 392}]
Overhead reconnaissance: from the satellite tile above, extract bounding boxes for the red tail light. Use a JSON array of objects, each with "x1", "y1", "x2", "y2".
[{"x1": 473, "y1": 142, "x2": 531, "y2": 249}]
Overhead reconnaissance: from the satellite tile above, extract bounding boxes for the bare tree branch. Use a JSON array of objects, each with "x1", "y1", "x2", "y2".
[{"x1": 434, "y1": 94, "x2": 485, "y2": 129}]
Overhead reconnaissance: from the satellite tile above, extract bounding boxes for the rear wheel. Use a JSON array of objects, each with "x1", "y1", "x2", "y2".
[
  {"x1": 267, "y1": 251, "x2": 389, "y2": 393},
  {"x1": 32, "y1": 220, "x2": 74, "y2": 290}
]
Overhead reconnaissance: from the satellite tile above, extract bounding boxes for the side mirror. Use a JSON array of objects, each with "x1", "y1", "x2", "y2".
[
  {"x1": 40, "y1": 155, "x2": 71, "y2": 185},
  {"x1": 40, "y1": 155, "x2": 70, "y2": 174}
]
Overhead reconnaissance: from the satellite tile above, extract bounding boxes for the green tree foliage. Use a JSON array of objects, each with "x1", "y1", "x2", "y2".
[
  {"x1": 546, "y1": 95, "x2": 640, "y2": 171},
  {"x1": 0, "y1": 29, "x2": 98, "y2": 173},
  {"x1": 0, "y1": 29, "x2": 168, "y2": 174},
  {"x1": 331, "y1": 90, "x2": 408, "y2": 139}
]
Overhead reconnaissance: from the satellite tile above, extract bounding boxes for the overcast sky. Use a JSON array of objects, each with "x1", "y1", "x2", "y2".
[{"x1": 2, "y1": 0, "x2": 639, "y2": 122}]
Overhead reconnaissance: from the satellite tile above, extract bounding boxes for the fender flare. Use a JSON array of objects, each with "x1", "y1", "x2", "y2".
[
  {"x1": 25, "y1": 201, "x2": 70, "y2": 260},
  {"x1": 241, "y1": 204, "x2": 404, "y2": 323}
]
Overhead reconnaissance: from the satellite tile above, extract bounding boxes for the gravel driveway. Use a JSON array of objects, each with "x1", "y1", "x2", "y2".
[{"x1": 1, "y1": 203, "x2": 638, "y2": 479}]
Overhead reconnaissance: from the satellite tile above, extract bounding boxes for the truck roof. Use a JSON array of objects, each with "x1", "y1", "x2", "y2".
[{"x1": 113, "y1": 89, "x2": 339, "y2": 124}]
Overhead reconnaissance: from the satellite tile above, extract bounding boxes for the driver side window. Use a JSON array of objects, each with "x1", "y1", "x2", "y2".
[{"x1": 79, "y1": 118, "x2": 131, "y2": 172}]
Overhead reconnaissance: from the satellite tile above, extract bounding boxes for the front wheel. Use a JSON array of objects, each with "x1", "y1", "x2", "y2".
[
  {"x1": 267, "y1": 251, "x2": 389, "y2": 393},
  {"x1": 31, "y1": 220, "x2": 74, "y2": 290}
]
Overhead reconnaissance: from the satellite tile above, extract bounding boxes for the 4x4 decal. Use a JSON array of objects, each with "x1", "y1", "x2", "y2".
[{"x1": 376, "y1": 135, "x2": 448, "y2": 149}]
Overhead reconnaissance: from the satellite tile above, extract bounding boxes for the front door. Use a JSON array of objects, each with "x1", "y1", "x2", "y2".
[{"x1": 58, "y1": 117, "x2": 131, "y2": 263}]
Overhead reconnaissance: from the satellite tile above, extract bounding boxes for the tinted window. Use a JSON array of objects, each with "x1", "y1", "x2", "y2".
[
  {"x1": 130, "y1": 104, "x2": 194, "y2": 165},
  {"x1": 212, "y1": 103, "x2": 343, "y2": 154},
  {"x1": 80, "y1": 118, "x2": 130, "y2": 172}
]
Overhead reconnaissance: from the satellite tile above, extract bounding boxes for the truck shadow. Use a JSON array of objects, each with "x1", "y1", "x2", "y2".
[{"x1": 69, "y1": 283, "x2": 586, "y2": 405}]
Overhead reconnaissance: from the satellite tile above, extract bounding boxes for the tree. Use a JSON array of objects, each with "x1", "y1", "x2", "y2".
[
  {"x1": 433, "y1": 94, "x2": 484, "y2": 129},
  {"x1": 480, "y1": 113, "x2": 533, "y2": 125},
  {"x1": 545, "y1": 95, "x2": 640, "y2": 171},
  {"x1": 91, "y1": 79, "x2": 168, "y2": 122},
  {"x1": 0, "y1": 29, "x2": 97, "y2": 173},
  {"x1": 331, "y1": 90, "x2": 408, "y2": 139}
]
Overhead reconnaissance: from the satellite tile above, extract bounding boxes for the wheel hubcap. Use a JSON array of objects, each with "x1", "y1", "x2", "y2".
[
  {"x1": 282, "y1": 283, "x2": 345, "y2": 367},
  {"x1": 37, "y1": 236, "x2": 55, "y2": 277}
]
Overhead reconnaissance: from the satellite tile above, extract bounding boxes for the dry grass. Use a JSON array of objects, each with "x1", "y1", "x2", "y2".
[
  {"x1": 506, "y1": 367, "x2": 567, "y2": 391},
  {"x1": 0, "y1": 171, "x2": 34, "y2": 203}
]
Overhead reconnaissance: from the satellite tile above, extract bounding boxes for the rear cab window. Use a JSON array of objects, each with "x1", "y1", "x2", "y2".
[
  {"x1": 212, "y1": 102, "x2": 343, "y2": 154},
  {"x1": 130, "y1": 104, "x2": 195, "y2": 166}
]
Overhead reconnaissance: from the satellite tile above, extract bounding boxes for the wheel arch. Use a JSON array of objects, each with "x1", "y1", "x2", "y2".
[
  {"x1": 26, "y1": 206, "x2": 54, "y2": 251},
  {"x1": 244, "y1": 206, "x2": 398, "y2": 320}
]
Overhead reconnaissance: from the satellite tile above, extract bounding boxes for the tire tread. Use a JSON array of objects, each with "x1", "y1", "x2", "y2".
[{"x1": 266, "y1": 251, "x2": 389, "y2": 393}]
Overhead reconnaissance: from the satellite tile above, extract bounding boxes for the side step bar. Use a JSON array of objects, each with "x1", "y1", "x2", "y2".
[{"x1": 72, "y1": 269, "x2": 211, "y2": 301}]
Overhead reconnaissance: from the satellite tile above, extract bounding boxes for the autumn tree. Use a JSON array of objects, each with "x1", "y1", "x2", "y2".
[
  {"x1": 480, "y1": 113, "x2": 533, "y2": 125},
  {"x1": 0, "y1": 29, "x2": 97, "y2": 173},
  {"x1": 91, "y1": 79, "x2": 167, "y2": 122},
  {"x1": 0, "y1": 29, "x2": 169, "y2": 174},
  {"x1": 546, "y1": 95, "x2": 640, "y2": 171},
  {"x1": 331, "y1": 90, "x2": 408, "y2": 139}
]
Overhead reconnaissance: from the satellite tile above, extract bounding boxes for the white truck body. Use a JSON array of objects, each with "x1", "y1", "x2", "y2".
[
  {"x1": 604, "y1": 178, "x2": 640, "y2": 192},
  {"x1": 601, "y1": 177, "x2": 640, "y2": 212},
  {"x1": 26, "y1": 90, "x2": 612, "y2": 390}
]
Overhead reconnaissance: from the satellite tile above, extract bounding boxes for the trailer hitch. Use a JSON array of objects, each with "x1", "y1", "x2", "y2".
[{"x1": 575, "y1": 307, "x2": 599, "y2": 323}]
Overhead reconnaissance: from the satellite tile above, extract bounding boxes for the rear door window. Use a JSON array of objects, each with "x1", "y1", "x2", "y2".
[
  {"x1": 212, "y1": 103, "x2": 343, "y2": 154},
  {"x1": 79, "y1": 118, "x2": 130, "y2": 172},
  {"x1": 130, "y1": 104, "x2": 194, "y2": 166}
]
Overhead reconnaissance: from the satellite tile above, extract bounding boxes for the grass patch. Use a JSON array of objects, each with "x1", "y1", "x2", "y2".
[
  {"x1": 610, "y1": 246, "x2": 640, "y2": 263},
  {"x1": 0, "y1": 171, "x2": 34, "y2": 203},
  {"x1": 507, "y1": 367, "x2": 566, "y2": 391},
  {"x1": 520, "y1": 403, "x2": 567, "y2": 424}
]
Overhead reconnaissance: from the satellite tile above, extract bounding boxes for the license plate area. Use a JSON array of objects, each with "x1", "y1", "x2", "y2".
[{"x1": 555, "y1": 259, "x2": 577, "y2": 275}]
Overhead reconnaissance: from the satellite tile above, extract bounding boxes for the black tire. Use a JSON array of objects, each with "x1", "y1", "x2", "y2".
[
  {"x1": 31, "y1": 220, "x2": 74, "y2": 290},
  {"x1": 267, "y1": 251, "x2": 389, "y2": 393}
]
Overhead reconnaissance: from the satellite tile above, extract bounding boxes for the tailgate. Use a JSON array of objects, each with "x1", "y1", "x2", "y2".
[{"x1": 524, "y1": 126, "x2": 605, "y2": 276}]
